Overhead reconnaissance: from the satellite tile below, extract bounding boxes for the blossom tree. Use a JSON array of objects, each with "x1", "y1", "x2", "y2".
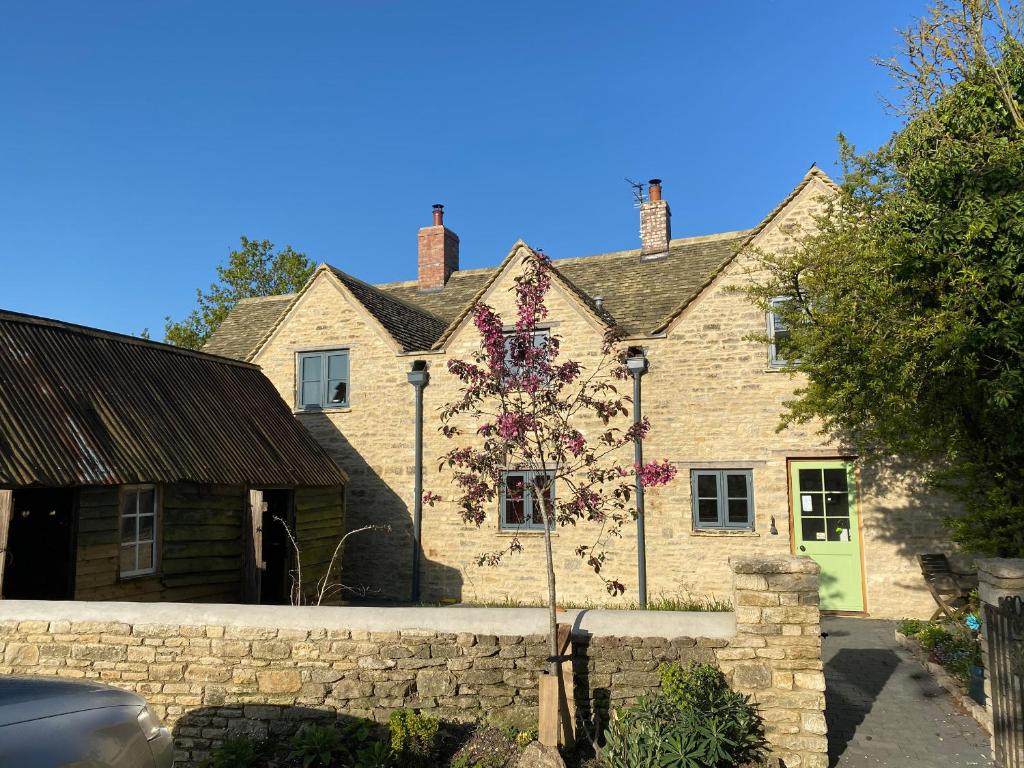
[{"x1": 425, "y1": 250, "x2": 676, "y2": 673}]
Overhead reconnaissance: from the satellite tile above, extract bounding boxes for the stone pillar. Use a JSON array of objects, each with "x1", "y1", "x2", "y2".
[
  {"x1": 977, "y1": 558, "x2": 1024, "y2": 763},
  {"x1": 729, "y1": 555, "x2": 827, "y2": 768}
]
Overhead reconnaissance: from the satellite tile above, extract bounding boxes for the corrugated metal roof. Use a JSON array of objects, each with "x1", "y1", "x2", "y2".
[{"x1": 0, "y1": 309, "x2": 347, "y2": 489}]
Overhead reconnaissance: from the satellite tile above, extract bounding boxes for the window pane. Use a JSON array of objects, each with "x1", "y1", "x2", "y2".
[
  {"x1": 728, "y1": 499, "x2": 750, "y2": 524},
  {"x1": 326, "y1": 352, "x2": 348, "y2": 381},
  {"x1": 696, "y1": 474, "x2": 718, "y2": 498},
  {"x1": 825, "y1": 492, "x2": 849, "y2": 517},
  {"x1": 301, "y1": 381, "x2": 322, "y2": 407},
  {"x1": 139, "y1": 514, "x2": 154, "y2": 541},
  {"x1": 301, "y1": 354, "x2": 322, "y2": 383},
  {"x1": 827, "y1": 518, "x2": 851, "y2": 542},
  {"x1": 120, "y1": 514, "x2": 136, "y2": 543},
  {"x1": 530, "y1": 475, "x2": 554, "y2": 525},
  {"x1": 798, "y1": 468, "x2": 823, "y2": 492},
  {"x1": 138, "y1": 488, "x2": 155, "y2": 514},
  {"x1": 120, "y1": 489, "x2": 137, "y2": 518},
  {"x1": 138, "y1": 543, "x2": 154, "y2": 571},
  {"x1": 802, "y1": 518, "x2": 825, "y2": 542},
  {"x1": 327, "y1": 380, "x2": 347, "y2": 405},
  {"x1": 698, "y1": 498, "x2": 719, "y2": 524},
  {"x1": 120, "y1": 545, "x2": 137, "y2": 573},
  {"x1": 801, "y1": 493, "x2": 824, "y2": 516},
  {"x1": 726, "y1": 474, "x2": 748, "y2": 499},
  {"x1": 504, "y1": 475, "x2": 525, "y2": 525},
  {"x1": 823, "y1": 468, "x2": 848, "y2": 492}
]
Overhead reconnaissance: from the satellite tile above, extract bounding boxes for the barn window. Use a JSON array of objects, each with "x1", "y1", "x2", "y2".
[
  {"x1": 120, "y1": 485, "x2": 158, "y2": 578},
  {"x1": 298, "y1": 349, "x2": 350, "y2": 409}
]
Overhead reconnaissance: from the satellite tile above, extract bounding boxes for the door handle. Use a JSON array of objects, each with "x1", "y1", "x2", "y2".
[{"x1": 799, "y1": 545, "x2": 806, "y2": 552}]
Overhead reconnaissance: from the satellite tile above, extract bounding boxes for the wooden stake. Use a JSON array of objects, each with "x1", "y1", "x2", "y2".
[
  {"x1": 0, "y1": 491, "x2": 11, "y2": 599},
  {"x1": 538, "y1": 673, "x2": 561, "y2": 747}
]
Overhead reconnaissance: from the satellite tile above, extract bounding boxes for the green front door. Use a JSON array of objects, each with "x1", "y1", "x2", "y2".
[{"x1": 790, "y1": 460, "x2": 864, "y2": 612}]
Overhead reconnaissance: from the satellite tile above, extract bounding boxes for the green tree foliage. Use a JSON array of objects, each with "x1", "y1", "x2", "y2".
[
  {"x1": 164, "y1": 236, "x2": 314, "y2": 349},
  {"x1": 748, "y1": 1, "x2": 1024, "y2": 555}
]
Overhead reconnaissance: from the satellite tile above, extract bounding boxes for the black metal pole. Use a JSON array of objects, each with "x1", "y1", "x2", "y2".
[
  {"x1": 408, "y1": 363, "x2": 429, "y2": 603},
  {"x1": 633, "y1": 366, "x2": 647, "y2": 608}
]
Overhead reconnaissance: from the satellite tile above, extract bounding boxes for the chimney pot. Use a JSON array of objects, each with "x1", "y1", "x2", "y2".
[
  {"x1": 640, "y1": 178, "x2": 671, "y2": 259},
  {"x1": 432, "y1": 203, "x2": 444, "y2": 226}
]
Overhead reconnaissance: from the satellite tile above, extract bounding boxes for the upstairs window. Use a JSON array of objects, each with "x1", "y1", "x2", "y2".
[
  {"x1": 499, "y1": 470, "x2": 555, "y2": 531},
  {"x1": 504, "y1": 330, "x2": 550, "y2": 378},
  {"x1": 691, "y1": 469, "x2": 754, "y2": 530},
  {"x1": 767, "y1": 297, "x2": 795, "y2": 368},
  {"x1": 298, "y1": 349, "x2": 349, "y2": 409},
  {"x1": 120, "y1": 485, "x2": 158, "y2": 578}
]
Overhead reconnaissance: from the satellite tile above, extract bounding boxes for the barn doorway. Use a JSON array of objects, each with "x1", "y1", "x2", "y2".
[
  {"x1": 258, "y1": 489, "x2": 294, "y2": 605},
  {"x1": 3, "y1": 489, "x2": 76, "y2": 599}
]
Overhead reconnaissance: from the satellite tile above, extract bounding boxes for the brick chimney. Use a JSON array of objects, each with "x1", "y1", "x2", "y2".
[
  {"x1": 640, "y1": 178, "x2": 671, "y2": 259},
  {"x1": 418, "y1": 204, "x2": 460, "y2": 290}
]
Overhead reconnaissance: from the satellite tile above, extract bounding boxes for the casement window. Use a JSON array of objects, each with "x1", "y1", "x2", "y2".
[
  {"x1": 767, "y1": 297, "x2": 794, "y2": 368},
  {"x1": 120, "y1": 485, "x2": 158, "y2": 577},
  {"x1": 504, "y1": 330, "x2": 550, "y2": 378},
  {"x1": 499, "y1": 470, "x2": 555, "y2": 531},
  {"x1": 691, "y1": 469, "x2": 755, "y2": 530},
  {"x1": 298, "y1": 349, "x2": 350, "y2": 409}
]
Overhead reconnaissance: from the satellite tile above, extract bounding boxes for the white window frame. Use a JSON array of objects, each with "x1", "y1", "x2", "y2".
[
  {"x1": 691, "y1": 469, "x2": 755, "y2": 530},
  {"x1": 767, "y1": 296, "x2": 794, "y2": 368},
  {"x1": 499, "y1": 470, "x2": 555, "y2": 531},
  {"x1": 119, "y1": 485, "x2": 159, "y2": 578}
]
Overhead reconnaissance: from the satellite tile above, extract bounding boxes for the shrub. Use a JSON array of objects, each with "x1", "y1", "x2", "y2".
[
  {"x1": 388, "y1": 709, "x2": 439, "y2": 767},
  {"x1": 288, "y1": 725, "x2": 344, "y2": 768},
  {"x1": 199, "y1": 736, "x2": 273, "y2": 768},
  {"x1": 601, "y1": 663, "x2": 766, "y2": 768},
  {"x1": 897, "y1": 618, "x2": 929, "y2": 637}
]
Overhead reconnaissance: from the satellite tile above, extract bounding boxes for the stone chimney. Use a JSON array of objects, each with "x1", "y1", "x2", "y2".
[
  {"x1": 418, "y1": 204, "x2": 460, "y2": 290},
  {"x1": 640, "y1": 178, "x2": 671, "y2": 259}
]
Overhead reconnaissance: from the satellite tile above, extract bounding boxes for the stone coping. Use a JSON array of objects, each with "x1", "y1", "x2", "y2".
[
  {"x1": 977, "y1": 558, "x2": 1024, "y2": 580},
  {"x1": 0, "y1": 600, "x2": 736, "y2": 639}
]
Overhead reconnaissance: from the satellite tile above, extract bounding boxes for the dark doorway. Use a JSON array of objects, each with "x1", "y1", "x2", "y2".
[
  {"x1": 4, "y1": 489, "x2": 76, "y2": 599},
  {"x1": 259, "y1": 489, "x2": 293, "y2": 605}
]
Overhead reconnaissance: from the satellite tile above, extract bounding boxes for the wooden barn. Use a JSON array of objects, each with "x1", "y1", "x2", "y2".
[{"x1": 0, "y1": 309, "x2": 348, "y2": 605}]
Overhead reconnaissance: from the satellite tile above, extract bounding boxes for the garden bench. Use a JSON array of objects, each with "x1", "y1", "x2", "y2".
[{"x1": 918, "y1": 553, "x2": 978, "y2": 620}]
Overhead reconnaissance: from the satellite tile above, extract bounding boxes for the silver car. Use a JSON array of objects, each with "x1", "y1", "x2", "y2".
[{"x1": 0, "y1": 676, "x2": 173, "y2": 767}]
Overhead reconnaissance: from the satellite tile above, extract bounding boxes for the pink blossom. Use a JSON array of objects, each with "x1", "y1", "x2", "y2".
[
  {"x1": 636, "y1": 460, "x2": 678, "y2": 488},
  {"x1": 422, "y1": 491, "x2": 441, "y2": 507}
]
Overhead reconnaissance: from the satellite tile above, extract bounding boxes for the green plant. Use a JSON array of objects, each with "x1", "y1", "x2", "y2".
[
  {"x1": 353, "y1": 739, "x2": 394, "y2": 768},
  {"x1": 601, "y1": 663, "x2": 766, "y2": 768},
  {"x1": 200, "y1": 736, "x2": 273, "y2": 768},
  {"x1": 515, "y1": 727, "x2": 537, "y2": 750},
  {"x1": 387, "y1": 709, "x2": 439, "y2": 767},
  {"x1": 288, "y1": 725, "x2": 344, "y2": 768},
  {"x1": 916, "y1": 623, "x2": 950, "y2": 651},
  {"x1": 897, "y1": 618, "x2": 929, "y2": 637}
]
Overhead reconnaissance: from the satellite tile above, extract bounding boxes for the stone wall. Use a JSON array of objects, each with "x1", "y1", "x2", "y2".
[
  {"x1": 0, "y1": 556, "x2": 825, "y2": 767},
  {"x1": 977, "y1": 558, "x2": 1024, "y2": 766}
]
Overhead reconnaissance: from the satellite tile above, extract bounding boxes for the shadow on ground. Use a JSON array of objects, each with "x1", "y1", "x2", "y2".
[{"x1": 825, "y1": 647, "x2": 899, "y2": 766}]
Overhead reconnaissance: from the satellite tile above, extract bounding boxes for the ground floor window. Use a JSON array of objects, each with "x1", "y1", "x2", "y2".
[
  {"x1": 120, "y1": 485, "x2": 158, "y2": 577},
  {"x1": 499, "y1": 470, "x2": 555, "y2": 531},
  {"x1": 691, "y1": 469, "x2": 754, "y2": 530}
]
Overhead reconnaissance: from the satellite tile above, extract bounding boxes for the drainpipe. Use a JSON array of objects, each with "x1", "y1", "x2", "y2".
[
  {"x1": 407, "y1": 360, "x2": 430, "y2": 603},
  {"x1": 626, "y1": 349, "x2": 649, "y2": 608}
]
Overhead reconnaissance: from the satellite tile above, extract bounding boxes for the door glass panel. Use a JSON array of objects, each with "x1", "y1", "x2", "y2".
[
  {"x1": 827, "y1": 518, "x2": 852, "y2": 542},
  {"x1": 727, "y1": 499, "x2": 749, "y2": 524},
  {"x1": 823, "y1": 468, "x2": 848, "y2": 492},
  {"x1": 696, "y1": 474, "x2": 718, "y2": 498},
  {"x1": 698, "y1": 499, "x2": 719, "y2": 523},
  {"x1": 800, "y1": 493, "x2": 824, "y2": 516},
  {"x1": 825, "y1": 493, "x2": 849, "y2": 516},
  {"x1": 798, "y1": 468, "x2": 823, "y2": 491},
  {"x1": 802, "y1": 518, "x2": 826, "y2": 541},
  {"x1": 726, "y1": 474, "x2": 747, "y2": 498}
]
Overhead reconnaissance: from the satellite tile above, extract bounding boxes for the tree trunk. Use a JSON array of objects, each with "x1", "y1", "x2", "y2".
[{"x1": 539, "y1": 492, "x2": 559, "y2": 676}]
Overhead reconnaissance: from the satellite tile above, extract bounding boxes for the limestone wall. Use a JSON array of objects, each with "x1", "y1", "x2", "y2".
[{"x1": 0, "y1": 556, "x2": 825, "y2": 767}]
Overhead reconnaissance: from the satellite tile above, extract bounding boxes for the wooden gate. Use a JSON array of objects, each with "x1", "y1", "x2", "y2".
[{"x1": 985, "y1": 595, "x2": 1024, "y2": 768}]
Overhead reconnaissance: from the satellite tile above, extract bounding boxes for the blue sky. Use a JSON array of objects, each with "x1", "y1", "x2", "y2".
[{"x1": 1, "y1": 2, "x2": 921, "y2": 337}]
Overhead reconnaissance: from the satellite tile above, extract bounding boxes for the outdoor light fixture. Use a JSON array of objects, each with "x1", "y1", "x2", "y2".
[
  {"x1": 770, "y1": 515, "x2": 779, "y2": 536},
  {"x1": 626, "y1": 347, "x2": 649, "y2": 608},
  {"x1": 408, "y1": 360, "x2": 430, "y2": 603}
]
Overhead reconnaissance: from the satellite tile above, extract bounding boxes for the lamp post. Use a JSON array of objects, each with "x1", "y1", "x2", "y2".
[
  {"x1": 626, "y1": 348, "x2": 649, "y2": 608},
  {"x1": 407, "y1": 360, "x2": 429, "y2": 603}
]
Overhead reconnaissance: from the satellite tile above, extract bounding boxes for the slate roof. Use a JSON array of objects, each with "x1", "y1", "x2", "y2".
[
  {"x1": 204, "y1": 168, "x2": 834, "y2": 360},
  {"x1": 0, "y1": 309, "x2": 347, "y2": 488}
]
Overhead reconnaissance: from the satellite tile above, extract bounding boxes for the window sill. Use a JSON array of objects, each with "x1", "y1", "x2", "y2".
[
  {"x1": 690, "y1": 529, "x2": 760, "y2": 537},
  {"x1": 763, "y1": 366, "x2": 797, "y2": 373},
  {"x1": 497, "y1": 529, "x2": 555, "y2": 537},
  {"x1": 295, "y1": 406, "x2": 351, "y2": 415}
]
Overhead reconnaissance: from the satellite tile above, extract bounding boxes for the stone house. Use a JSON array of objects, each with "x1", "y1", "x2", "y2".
[
  {"x1": 0, "y1": 310, "x2": 347, "y2": 605},
  {"x1": 206, "y1": 168, "x2": 960, "y2": 619}
]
